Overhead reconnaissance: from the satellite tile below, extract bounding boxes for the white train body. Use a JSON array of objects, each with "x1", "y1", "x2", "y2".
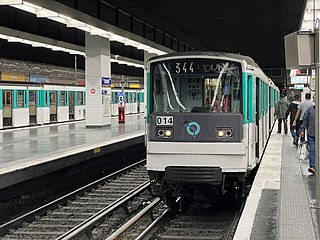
[
  {"x1": 0, "y1": 83, "x2": 144, "y2": 130},
  {"x1": 145, "y1": 52, "x2": 279, "y2": 204}
]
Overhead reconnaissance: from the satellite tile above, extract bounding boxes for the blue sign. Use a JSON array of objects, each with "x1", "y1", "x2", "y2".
[
  {"x1": 118, "y1": 92, "x2": 125, "y2": 103},
  {"x1": 101, "y1": 77, "x2": 112, "y2": 85},
  {"x1": 29, "y1": 74, "x2": 49, "y2": 83}
]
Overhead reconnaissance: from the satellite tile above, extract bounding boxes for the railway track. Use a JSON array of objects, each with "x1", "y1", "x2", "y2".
[
  {"x1": 136, "y1": 201, "x2": 244, "y2": 240},
  {"x1": 0, "y1": 159, "x2": 244, "y2": 240},
  {"x1": 0, "y1": 160, "x2": 152, "y2": 239},
  {"x1": 102, "y1": 200, "x2": 244, "y2": 240}
]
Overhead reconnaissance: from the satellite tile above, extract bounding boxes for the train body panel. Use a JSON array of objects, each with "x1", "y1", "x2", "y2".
[
  {"x1": 145, "y1": 51, "x2": 279, "y2": 205},
  {"x1": 0, "y1": 82, "x2": 144, "y2": 130},
  {"x1": 37, "y1": 107, "x2": 50, "y2": 124},
  {"x1": 147, "y1": 141, "x2": 247, "y2": 172},
  {"x1": 13, "y1": 108, "x2": 29, "y2": 127},
  {"x1": 57, "y1": 106, "x2": 69, "y2": 122}
]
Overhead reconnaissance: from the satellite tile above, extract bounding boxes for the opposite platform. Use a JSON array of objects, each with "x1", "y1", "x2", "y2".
[
  {"x1": 234, "y1": 128, "x2": 320, "y2": 239},
  {"x1": 0, "y1": 115, "x2": 145, "y2": 190}
]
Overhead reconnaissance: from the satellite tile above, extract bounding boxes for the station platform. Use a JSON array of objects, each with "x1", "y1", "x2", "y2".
[
  {"x1": 234, "y1": 128, "x2": 320, "y2": 239},
  {"x1": 0, "y1": 114, "x2": 145, "y2": 190}
]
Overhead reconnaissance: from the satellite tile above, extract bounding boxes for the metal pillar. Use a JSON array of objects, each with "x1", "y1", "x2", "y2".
[{"x1": 315, "y1": 30, "x2": 320, "y2": 207}]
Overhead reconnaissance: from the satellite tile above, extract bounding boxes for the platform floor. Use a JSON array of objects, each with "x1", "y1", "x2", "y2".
[
  {"x1": 234, "y1": 128, "x2": 320, "y2": 239},
  {"x1": 0, "y1": 114, "x2": 145, "y2": 189}
]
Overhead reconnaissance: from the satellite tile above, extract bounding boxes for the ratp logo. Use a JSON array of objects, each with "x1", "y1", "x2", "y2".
[{"x1": 185, "y1": 121, "x2": 201, "y2": 137}]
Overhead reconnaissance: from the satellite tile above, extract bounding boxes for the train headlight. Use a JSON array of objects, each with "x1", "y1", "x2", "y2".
[
  {"x1": 217, "y1": 130, "x2": 225, "y2": 137},
  {"x1": 164, "y1": 129, "x2": 172, "y2": 137},
  {"x1": 157, "y1": 128, "x2": 173, "y2": 138},
  {"x1": 216, "y1": 128, "x2": 234, "y2": 139}
]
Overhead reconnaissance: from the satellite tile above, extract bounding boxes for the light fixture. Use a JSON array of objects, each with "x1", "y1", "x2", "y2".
[{"x1": 4, "y1": 0, "x2": 168, "y2": 55}]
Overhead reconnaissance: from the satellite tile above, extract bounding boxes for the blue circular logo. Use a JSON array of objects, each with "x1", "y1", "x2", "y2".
[{"x1": 186, "y1": 121, "x2": 201, "y2": 137}]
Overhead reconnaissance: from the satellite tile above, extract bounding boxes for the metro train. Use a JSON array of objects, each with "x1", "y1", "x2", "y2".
[
  {"x1": 0, "y1": 82, "x2": 144, "y2": 130},
  {"x1": 145, "y1": 51, "x2": 280, "y2": 206}
]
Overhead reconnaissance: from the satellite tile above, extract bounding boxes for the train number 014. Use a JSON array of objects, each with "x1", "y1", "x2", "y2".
[{"x1": 156, "y1": 116, "x2": 174, "y2": 125}]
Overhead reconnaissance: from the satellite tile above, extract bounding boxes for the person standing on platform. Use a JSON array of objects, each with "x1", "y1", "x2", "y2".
[
  {"x1": 274, "y1": 94, "x2": 289, "y2": 134},
  {"x1": 293, "y1": 93, "x2": 314, "y2": 142},
  {"x1": 300, "y1": 105, "x2": 316, "y2": 174},
  {"x1": 286, "y1": 94, "x2": 301, "y2": 145}
]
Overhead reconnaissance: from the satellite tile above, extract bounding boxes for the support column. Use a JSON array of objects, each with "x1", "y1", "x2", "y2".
[
  {"x1": 85, "y1": 33, "x2": 111, "y2": 128},
  {"x1": 315, "y1": 31, "x2": 320, "y2": 207}
]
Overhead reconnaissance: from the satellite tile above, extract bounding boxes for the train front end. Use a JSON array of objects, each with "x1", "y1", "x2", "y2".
[{"x1": 146, "y1": 54, "x2": 248, "y2": 204}]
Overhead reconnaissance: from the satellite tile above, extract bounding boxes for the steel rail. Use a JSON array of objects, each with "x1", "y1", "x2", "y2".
[
  {"x1": 57, "y1": 181, "x2": 150, "y2": 240},
  {"x1": 0, "y1": 159, "x2": 146, "y2": 236}
]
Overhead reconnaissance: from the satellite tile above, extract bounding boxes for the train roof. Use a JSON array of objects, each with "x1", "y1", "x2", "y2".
[{"x1": 148, "y1": 51, "x2": 259, "y2": 68}]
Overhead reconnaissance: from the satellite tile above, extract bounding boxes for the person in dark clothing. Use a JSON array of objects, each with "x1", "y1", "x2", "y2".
[
  {"x1": 274, "y1": 94, "x2": 289, "y2": 134},
  {"x1": 286, "y1": 94, "x2": 300, "y2": 145},
  {"x1": 300, "y1": 105, "x2": 316, "y2": 174}
]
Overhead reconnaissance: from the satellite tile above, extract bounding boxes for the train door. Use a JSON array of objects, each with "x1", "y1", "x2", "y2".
[
  {"x1": 2, "y1": 90, "x2": 12, "y2": 127},
  {"x1": 69, "y1": 91, "x2": 75, "y2": 120},
  {"x1": 29, "y1": 90, "x2": 37, "y2": 125},
  {"x1": 137, "y1": 92, "x2": 140, "y2": 113},
  {"x1": 50, "y1": 91, "x2": 57, "y2": 122},
  {"x1": 268, "y1": 87, "x2": 272, "y2": 131},
  {"x1": 255, "y1": 78, "x2": 260, "y2": 158}
]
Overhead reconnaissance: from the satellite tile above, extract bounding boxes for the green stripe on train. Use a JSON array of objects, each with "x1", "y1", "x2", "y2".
[
  {"x1": 38, "y1": 90, "x2": 49, "y2": 107},
  {"x1": 147, "y1": 72, "x2": 150, "y2": 123},
  {"x1": 242, "y1": 72, "x2": 248, "y2": 124}
]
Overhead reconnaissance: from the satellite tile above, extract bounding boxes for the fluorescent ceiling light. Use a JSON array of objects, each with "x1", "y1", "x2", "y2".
[
  {"x1": 6, "y1": 0, "x2": 167, "y2": 55},
  {"x1": 0, "y1": 0, "x2": 22, "y2": 5},
  {"x1": 0, "y1": 32, "x2": 145, "y2": 67},
  {"x1": 36, "y1": 8, "x2": 58, "y2": 18}
]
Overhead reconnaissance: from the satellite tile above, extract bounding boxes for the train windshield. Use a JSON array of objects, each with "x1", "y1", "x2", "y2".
[{"x1": 150, "y1": 59, "x2": 242, "y2": 113}]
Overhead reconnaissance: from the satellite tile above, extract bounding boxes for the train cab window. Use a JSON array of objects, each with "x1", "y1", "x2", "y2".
[
  {"x1": 150, "y1": 59, "x2": 241, "y2": 113},
  {"x1": 60, "y1": 91, "x2": 67, "y2": 106},
  {"x1": 17, "y1": 90, "x2": 25, "y2": 108},
  {"x1": 132, "y1": 93, "x2": 136, "y2": 103}
]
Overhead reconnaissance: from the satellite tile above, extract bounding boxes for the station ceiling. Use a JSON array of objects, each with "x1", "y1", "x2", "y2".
[
  {"x1": 103, "y1": 0, "x2": 305, "y2": 69},
  {"x1": 0, "y1": 0, "x2": 305, "y2": 75}
]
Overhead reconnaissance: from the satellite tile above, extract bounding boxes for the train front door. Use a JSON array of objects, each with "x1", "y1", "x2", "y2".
[
  {"x1": 50, "y1": 91, "x2": 57, "y2": 122},
  {"x1": 2, "y1": 90, "x2": 12, "y2": 127},
  {"x1": 69, "y1": 91, "x2": 75, "y2": 120},
  {"x1": 29, "y1": 90, "x2": 37, "y2": 124},
  {"x1": 137, "y1": 92, "x2": 140, "y2": 112}
]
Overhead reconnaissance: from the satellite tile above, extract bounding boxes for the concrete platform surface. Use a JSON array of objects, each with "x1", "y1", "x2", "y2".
[
  {"x1": 0, "y1": 115, "x2": 145, "y2": 189},
  {"x1": 234, "y1": 128, "x2": 320, "y2": 240}
]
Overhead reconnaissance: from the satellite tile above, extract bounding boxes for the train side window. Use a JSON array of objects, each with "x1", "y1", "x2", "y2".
[
  {"x1": 17, "y1": 90, "x2": 25, "y2": 108},
  {"x1": 77, "y1": 92, "x2": 84, "y2": 105},
  {"x1": 50, "y1": 91, "x2": 56, "y2": 104},
  {"x1": 60, "y1": 91, "x2": 67, "y2": 106},
  {"x1": 3, "y1": 91, "x2": 12, "y2": 106},
  {"x1": 29, "y1": 91, "x2": 36, "y2": 105}
]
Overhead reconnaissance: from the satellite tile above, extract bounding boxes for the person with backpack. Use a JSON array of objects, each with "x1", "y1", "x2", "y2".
[{"x1": 286, "y1": 94, "x2": 301, "y2": 146}]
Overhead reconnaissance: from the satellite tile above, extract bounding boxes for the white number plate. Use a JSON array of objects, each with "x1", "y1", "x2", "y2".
[{"x1": 156, "y1": 116, "x2": 173, "y2": 125}]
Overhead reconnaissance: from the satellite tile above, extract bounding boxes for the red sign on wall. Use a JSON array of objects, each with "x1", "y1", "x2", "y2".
[{"x1": 90, "y1": 88, "x2": 96, "y2": 94}]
